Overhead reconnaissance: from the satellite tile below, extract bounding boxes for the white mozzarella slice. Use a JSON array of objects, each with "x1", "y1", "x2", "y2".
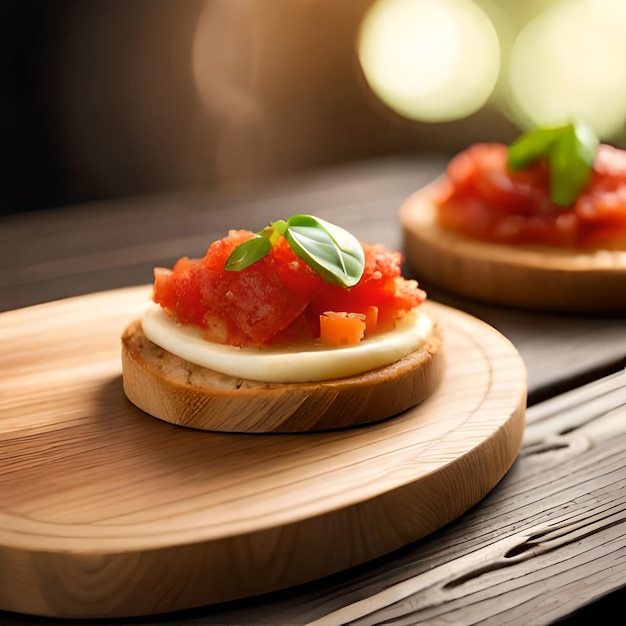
[{"x1": 141, "y1": 304, "x2": 432, "y2": 383}]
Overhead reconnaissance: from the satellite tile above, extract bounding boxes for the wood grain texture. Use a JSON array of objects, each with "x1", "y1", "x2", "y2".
[
  {"x1": 0, "y1": 286, "x2": 526, "y2": 618},
  {"x1": 399, "y1": 179, "x2": 626, "y2": 312}
]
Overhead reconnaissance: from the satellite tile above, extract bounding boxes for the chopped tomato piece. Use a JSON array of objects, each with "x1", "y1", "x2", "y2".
[
  {"x1": 319, "y1": 312, "x2": 366, "y2": 346},
  {"x1": 152, "y1": 267, "x2": 172, "y2": 300},
  {"x1": 362, "y1": 305, "x2": 379, "y2": 336}
]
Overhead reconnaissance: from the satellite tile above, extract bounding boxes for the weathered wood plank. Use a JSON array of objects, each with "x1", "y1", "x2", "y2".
[{"x1": 138, "y1": 373, "x2": 623, "y2": 625}]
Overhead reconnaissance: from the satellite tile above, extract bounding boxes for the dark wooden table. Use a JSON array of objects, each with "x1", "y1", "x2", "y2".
[{"x1": 1, "y1": 154, "x2": 624, "y2": 625}]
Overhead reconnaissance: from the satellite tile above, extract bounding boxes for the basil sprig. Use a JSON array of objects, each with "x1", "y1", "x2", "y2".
[
  {"x1": 507, "y1": 120, "x2": 599, "y2": 207},
  {"x1": 225, "y1": 215, "x2": 365, "y2": 287}
]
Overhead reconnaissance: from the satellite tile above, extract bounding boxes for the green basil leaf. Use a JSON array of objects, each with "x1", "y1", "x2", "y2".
[
  {"x1": 506, "y1": 120, "x2": 599, "y2": 207},
  {"x1": 507, "y1": 126, "x2": 560, "y2": 170},
  {"x1": 264, "y1": 219, "x2": 288, "y2": 245},
  {"x1": 224, "y1": 215, "x2": 365, "y2": 287},
  {"x1": 285, "y1": 215, "x2": 365, "y2": 287},
  {"x1": 225, "y1": 235, "x2": 272, "y2": 271},
  {"x1": 549, "y1": 122, "x2": 597, "y2": 206}
]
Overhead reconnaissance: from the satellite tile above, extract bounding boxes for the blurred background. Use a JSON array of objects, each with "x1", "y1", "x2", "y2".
[{"x1": 2, "y1": 0, "x2": 626, "y2": 216}]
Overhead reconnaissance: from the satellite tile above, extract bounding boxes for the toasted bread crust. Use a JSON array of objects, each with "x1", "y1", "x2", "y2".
[{"x1": 121, "y1": 317, "x2": 443, "y2": 433}]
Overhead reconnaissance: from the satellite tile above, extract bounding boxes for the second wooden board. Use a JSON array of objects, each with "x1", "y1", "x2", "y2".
[{"x1": 0, "y1": 286, "x2": 526, "y2": 619}]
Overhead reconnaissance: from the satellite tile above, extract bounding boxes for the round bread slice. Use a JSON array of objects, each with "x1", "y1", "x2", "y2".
[
  {"x1": 121, "y1": 317, "x2": 443, "y2": 433},
  {"x1": 399, "y1": 179, "x2": 626, "y2": 313}
]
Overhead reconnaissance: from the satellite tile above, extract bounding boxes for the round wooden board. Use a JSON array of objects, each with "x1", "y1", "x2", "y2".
[
  {"x1": 399, "y1": 180, "x2": 626, "y2": 312},
  {"x1": 0, "y1": 286, "x2": 526, "y2": 619}
]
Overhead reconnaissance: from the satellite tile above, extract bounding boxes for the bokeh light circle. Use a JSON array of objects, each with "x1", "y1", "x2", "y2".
[
  {"x1": 507, "y1": 0, "x2": 626, "y2": 139},
  {"x1": 358, "y1": 0, "x2": 501, "y2": 122}
]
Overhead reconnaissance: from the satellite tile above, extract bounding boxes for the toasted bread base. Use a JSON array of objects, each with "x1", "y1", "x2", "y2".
[
  {"x1": 399, "y1": 179, "x2": 626, "y2": 313},
  {"x1": 121, "y1": 317, "x2": 444, "y2": 433}
]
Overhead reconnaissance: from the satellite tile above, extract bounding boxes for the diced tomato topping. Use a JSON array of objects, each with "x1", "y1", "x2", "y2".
[
  {"x1": 319, "y1": 312, "x2": 366, "y2": 346},
  {"x1": 592, "y1": 144, "x2": 626, "y2": 179},
  {"x1": 361, "y1": 305, "x2": 379, "y2": 336},
  {"x1": 151, "y1": 231, "x2": 425, "y2": 347},
  {"x1": 436, "y1": 143, "x2": 626, "y2": 249}
]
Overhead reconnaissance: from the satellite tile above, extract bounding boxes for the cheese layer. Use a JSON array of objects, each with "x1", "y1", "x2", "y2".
[{"x1": 142, "y1": 304, "x2": 433, "y2": 383}]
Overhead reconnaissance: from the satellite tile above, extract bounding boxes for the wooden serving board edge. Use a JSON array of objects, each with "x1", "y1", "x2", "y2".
[{"x1": 0, "y1": 287, "x2": 527, "y2": 618}]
